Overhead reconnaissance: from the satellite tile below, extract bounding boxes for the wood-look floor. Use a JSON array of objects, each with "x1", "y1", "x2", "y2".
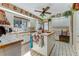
[{"x1": 50, "y1": 41, "x2": 77, "y2": 56}]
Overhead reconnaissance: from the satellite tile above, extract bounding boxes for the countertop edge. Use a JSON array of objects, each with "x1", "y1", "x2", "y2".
[{"x1": 0, "y1": 39, "x2": 23, "y2": 48}]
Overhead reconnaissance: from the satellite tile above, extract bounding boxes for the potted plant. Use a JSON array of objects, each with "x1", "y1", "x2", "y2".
[{"x1": 63, "y1": 10, "x2": 73, "y2": 17}]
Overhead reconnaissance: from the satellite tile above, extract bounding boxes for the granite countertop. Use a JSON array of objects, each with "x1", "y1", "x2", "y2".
[
  {"x1": 42, "y1": 31, "x2": 55, "y2": 36},
  {"x1": 0, "y1": 35, "x2": 23, "y2": 48},
  {"x1": 8, "y1": 31, "x2": 30, "y2": 34}
]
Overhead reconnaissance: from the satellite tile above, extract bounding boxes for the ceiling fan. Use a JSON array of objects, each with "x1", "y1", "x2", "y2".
[{"x1": 35, "y1": 6, "x2": 51, "y2": 16}]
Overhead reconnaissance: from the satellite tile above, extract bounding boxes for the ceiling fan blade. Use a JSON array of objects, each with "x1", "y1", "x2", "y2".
[
  {"x1": 44, "y1": 6, "x2": 50, "y2": 11},
  {"x1": 35, "y1": 10, "x2": 42, "y2": 12},
  {"x1": 44, "y1": 12, "x2": 51, "y2": 14}
]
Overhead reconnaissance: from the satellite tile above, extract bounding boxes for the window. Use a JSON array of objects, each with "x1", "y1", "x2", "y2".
[{"x1": 14, "y1": 16, "x2": 28, "y2": 32}]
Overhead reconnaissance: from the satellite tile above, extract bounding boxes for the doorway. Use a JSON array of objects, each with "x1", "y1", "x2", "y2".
[{"x1": 51, "y1": 17, "x2": 72, "y2": 44}]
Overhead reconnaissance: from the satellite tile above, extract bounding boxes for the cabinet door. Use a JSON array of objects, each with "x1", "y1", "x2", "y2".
[
  {"x1": 4, "y1": 42, "x2": 21, "y2": 56},
  {"x1": 0, "y1": 49, "x2": 5, "y2": 56}
]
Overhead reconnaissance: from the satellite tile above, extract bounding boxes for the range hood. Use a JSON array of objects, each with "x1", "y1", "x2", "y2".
[{"x1": 0, "y1": 9, "x2": 10, "y2": 25}]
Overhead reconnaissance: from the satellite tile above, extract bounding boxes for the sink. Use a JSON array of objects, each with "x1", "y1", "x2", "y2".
[
  {"x1": 47, "y1": 32, "x2": 51, "y2": 33},
  {"x1": 42, "y1": 31, "x2": 51, "y2": 33}
]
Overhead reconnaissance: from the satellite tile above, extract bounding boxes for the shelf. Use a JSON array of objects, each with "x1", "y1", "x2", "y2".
[{"x1": 0, "y1": 25, "x2": 11, "y2": 28}]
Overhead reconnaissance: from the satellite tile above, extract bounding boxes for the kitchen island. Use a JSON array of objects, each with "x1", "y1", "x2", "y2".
[
  {"x1": 31, "y1": 32, "x2": 55, "y2": 56},
  {"x1": 0, "y1": 34, "x2": 23, "y2": 56}
]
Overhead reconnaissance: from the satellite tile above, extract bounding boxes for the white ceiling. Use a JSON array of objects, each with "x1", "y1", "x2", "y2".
[{"x1": 13, "y1": 3, "x2": 73, "y2": 18}]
